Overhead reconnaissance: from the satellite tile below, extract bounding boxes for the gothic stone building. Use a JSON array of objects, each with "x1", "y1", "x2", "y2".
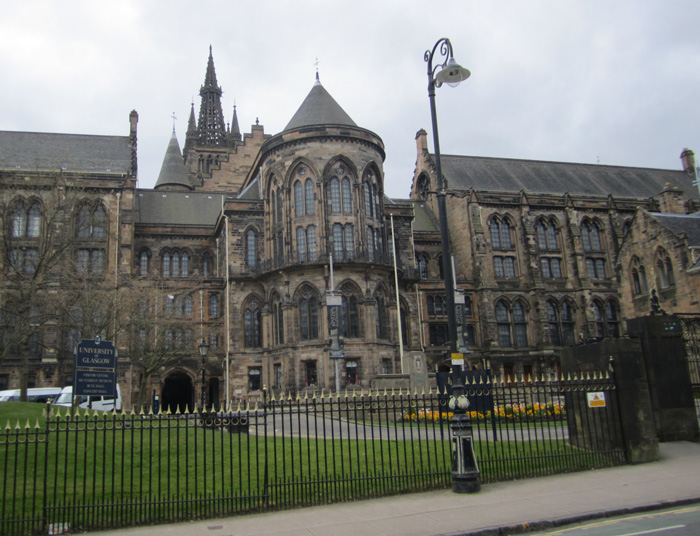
[{"x1": 1, "y1": 49, "x2": 698, "y2": 410}]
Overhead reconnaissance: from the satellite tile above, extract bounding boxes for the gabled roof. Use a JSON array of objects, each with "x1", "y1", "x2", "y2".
[
  {"x1": 237, "y1": 176, "x2": 261, "y2": 200},
  {"x1": 136, "y1": 190, "x2": 222, "y2": 226},
  {"x1": 437, "y1": 154, "x2": 697, "y2": 200},
  {"x1": 412, "y1": 202, "x2": 440, "y2": 233},
  {"x1": 648, "y1": 212, "x2": 700, "y2": 248},
  {"x1": 284, "y1": 78, "x2": 357, "y2": 132},
  {"x1": 0, "y1": 130, "x2": 132, "y2": 174},
  {"x1": 154, "y1": 132, "x2": 192, "y2": 190}
]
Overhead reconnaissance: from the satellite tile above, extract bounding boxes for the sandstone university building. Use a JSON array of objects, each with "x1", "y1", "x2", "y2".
[{"x1": 2, "y1": 49, "x2": 699, "y2": 411}]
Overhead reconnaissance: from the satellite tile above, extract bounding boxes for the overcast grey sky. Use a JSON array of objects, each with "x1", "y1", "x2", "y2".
[{"x1": 1, "y1": 1, "x2": 699, "y2": 198}]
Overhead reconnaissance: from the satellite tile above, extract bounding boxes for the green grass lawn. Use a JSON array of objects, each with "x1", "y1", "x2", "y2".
[{"x1": 0, "y1": 408, "x2": 625, "y2": 534}]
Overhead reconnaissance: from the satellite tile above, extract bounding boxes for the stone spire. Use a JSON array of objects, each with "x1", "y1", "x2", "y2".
[
  {"x1": 155, "y1": 130, "x2": 192, "y2": 190},
  {"x1": 196, "y1": 46, "x2": 228, "y2": 146},
  {"x1": 184, "y1": 101, "x2": 197, "y2": 156},
  {"x1": 230, "y1": 104, "x2": 241, "y2": 142}
]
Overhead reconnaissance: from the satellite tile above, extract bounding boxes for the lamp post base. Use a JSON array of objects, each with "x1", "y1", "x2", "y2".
[{"x1": 452, "y1": 472, "x2": 481, "y2": 494}]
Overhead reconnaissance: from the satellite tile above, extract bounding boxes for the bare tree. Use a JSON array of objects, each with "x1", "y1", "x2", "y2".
[
  {"x1": 121, "y1": 278, "x2": 203, "y2": 409},
  {"x1": 0, "y1": 174, "x2": 117, "y2": 400}
]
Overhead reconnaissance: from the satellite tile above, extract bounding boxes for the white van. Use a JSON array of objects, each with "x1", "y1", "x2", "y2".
[
  {"x1": 0, "y1": 387, "x2": 62, "y2": 403},
  {"x1": 54, "y1": 385, "x2": 122, "y2": 412}
]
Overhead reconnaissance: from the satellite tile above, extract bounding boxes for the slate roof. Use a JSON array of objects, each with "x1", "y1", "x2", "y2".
[
  {"x1": 154, "y1": 132, "x2": 192, "y2": 190},
  {"x1": 437, "y1": 154, "x2": 698, "y2": 200},
  {"x1": 284, "y1": 78, "x2": 357, "y2": 132},
  {"x1": 649, "y1": 212, "x2": 700, "y2": 248},
  {"x1": 0, "y1": 130, "x2": 132, "y2": 174},
  {"x1": 412, "y1": 202, "x2": 440, "y2": 233},
  {"x1": 136, "y1": 190, "x2": 223, "y2": 226},
  {"x1": 237, "y1": 176, "x2": 261, "y2": 200}
]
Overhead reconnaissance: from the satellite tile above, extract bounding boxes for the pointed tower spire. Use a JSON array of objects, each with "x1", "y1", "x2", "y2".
[
  {"x1": 230, "y1": 104, "x2": 241, "y2": 142},
  {"x1": 184, "y1": 101, "x2": 197, "y2": 156},
  {"x1": 196, "y1": 46, "x2": 228, "y2": 146},
  {"x1": 155, "y1": 130, "x2": 193, "y2": 190}
]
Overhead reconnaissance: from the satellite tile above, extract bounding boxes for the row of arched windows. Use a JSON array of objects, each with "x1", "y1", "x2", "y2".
[
  {"x1": 631, "y1": 249, "x2": 675, "y2": 296},
  {"x1": 139, "y1": 249, "x2": 215, "y2": 278},
  {"x1": 241, "y1": 285, "x2": 395, "y2": 348},
  {"x1": 493, "y1": 297, "x2": 620, "y2": 348}
]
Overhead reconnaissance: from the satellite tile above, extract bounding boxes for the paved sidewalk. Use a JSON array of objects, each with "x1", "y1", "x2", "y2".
[{"x1": 89, "y1": 441, "x2": 700, "y2": 536}]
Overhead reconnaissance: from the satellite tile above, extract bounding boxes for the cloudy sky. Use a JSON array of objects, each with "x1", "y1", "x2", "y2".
[{"x1": 1, "y1": 1, "x2": 699, "y2": 198}]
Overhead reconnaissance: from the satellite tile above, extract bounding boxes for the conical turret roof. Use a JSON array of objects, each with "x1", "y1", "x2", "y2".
[
  {"x1": 284, "y1": 76, "x2": 357, "y2": 131},
  {"x1": 155, "y1": 131, "x2": 192, "y2": 190}
]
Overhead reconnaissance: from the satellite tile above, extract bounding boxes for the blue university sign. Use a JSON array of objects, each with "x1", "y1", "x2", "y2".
[{"x1": 74, "y1": 339, "x2": 117, "y2": 397}]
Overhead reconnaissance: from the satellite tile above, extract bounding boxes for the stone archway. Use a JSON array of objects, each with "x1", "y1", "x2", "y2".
[{"x1": 161, "y1": 371, "x2": 194, "y2": 413}]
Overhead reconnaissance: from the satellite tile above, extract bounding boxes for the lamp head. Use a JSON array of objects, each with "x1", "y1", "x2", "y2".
[
  {"x1": 198, "y1": 338, "x2": 209, "y2": 358},
  {"x1": 436, "y1": 57, "x2": 471, "y2": 88}
]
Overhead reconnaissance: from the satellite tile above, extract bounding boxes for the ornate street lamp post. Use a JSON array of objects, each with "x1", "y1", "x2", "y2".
[
  {"x1": 425, "y1": 37, "x2": 480, "y2": 493},
  {"x1": 198, "y1": 338, "x2": 209, "y2": 410}
]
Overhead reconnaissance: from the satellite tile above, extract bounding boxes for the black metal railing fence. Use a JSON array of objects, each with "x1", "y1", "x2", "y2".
[{"x1": 0, "y1": 372, "x2": 625, "y2": 535}]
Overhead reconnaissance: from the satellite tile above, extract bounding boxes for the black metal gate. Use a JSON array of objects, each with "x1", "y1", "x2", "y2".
[{"x1": 678, "y1": 315, "x2": 700, "y2": 420}]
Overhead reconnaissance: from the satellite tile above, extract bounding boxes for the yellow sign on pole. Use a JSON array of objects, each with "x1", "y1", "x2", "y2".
[{"x1": 451, "y1": 353, "x2": 464, "y2": 366}]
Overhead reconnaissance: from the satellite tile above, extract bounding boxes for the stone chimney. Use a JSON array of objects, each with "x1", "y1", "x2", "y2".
[
  {"x1": 680, "y1": 148, "x2": 696, "y2": 173},
  {"x1": 658, "y1": 182, "x2": 687, "y2": 214},
  {"x1": 129, "y1": 110, "x2": 139, "y2": 177},
  {"x1": 416, "y1": 129, "x2": 429, "y2": 155}
]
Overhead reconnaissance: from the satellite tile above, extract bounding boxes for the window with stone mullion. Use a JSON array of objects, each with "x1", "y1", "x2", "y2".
[{"x1": 330, "y1": 178, "x2": 341, "y2": 214}]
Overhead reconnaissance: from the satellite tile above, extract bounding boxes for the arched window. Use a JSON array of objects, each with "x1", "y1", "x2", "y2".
[
  {"x1": 244, "y1": 299, "x2": 262, "y2": 348},
  {"x1": 547, "y1": 300, "x2": 575, "y2": 347},
  {"x1": 92, "y1": 206, "x2": 106, "y2": 239},
  {"x1": 342, "y1": 178, "x2": 352, "y2": 214},
  {"x1": 181, "y1": 252, "x2": 189, "y2": 277},
  {"x1": 172, "y1": 252, "x2": 180, "y2": 278},
  {"x1": 631, "y1": 257, "x2": 648, "y2": 295},
  {"x1": 536, "y1": 218, "x2": 560, "y2": 251},
  {"x1": 375, "y1": 293, "x2": 388, "y2": 340},
  {"x1": 581, "y1": 220, "x2": 603, "y2": 252},
  {"x1": 656, "y1": 248, "x2": 675, "y2": 289},
  {"x1": 330, "y1": 177, "x2": 341, "y2": 214},
  {"x1": 294, "y1": 180, "x2": 304, "y2": 216},
  {"x1": 490, "y1": 216, "x2": 514, "y2": 250},
  {"x1": 307, "y1": 225, "x2": 317, "y2": 261},
  {"x1": 209, "y1": 294, "x2": 219, "y2": 318},
  {"x1": 333, "y1": 223, "x2": 344, "y2": 260},
  {"x1": 246, "y1": 229, "x2": 257, "y2": 267},
  {"x1": 417, "y1": 175, "x2": 430, "y2": 200},
  {"x1": 296, "y1": 226, "x2": 307, "y2": 262},
  {"x1": 593, "y1": 300, "x2": 620, "y2": 339},
  {"x1": 416, "y1": 254, "x2": 428, "y2": 280},
  {"x1": 76, "y1": 206, "x2": 91, "y2": 238},
  {"x1": 305, "y1": 179, "x2": 315, "y2": 215},
  {"x1": 496, "y1": 300, "x2": 529, "y2": 348},
  {"x1": 162, "y1": 252, "x2": 171, "y2": 277},
  {"x1": 299, "y1": 295, "x2": 319, "y2": 341},
  {"x1": 202, "y1": 252, "x2": 212, "y2": 277},
  {"x1": 343, "y1": 224, "x2": 354, "y2": 260},
  {"x1": 76, "y1": 204, "x2": 107, "y2": 239},
  {"x1": 276, "y1": 189, "x2": 283, "y2": 224},
  {"x1": 363, "y1": 171, "x2": 380, "y2": 219},
  {"x1": 27, "y1": 204, "x2": 41, "y2": 238},
  {"x1": 139, "y1": 250, "x2": 149, "y2": 277},
  {"x1": 182, "y1": 295, "x2": 193, "y2": 318},
  {"x1": 11, "y1": 205, "x2": 27, "y2": 238},
  {"x1": 341, "y1": 295, "x2": 360, "y2": 338}
]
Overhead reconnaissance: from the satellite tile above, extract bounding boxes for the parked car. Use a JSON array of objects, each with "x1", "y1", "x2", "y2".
[
  {"x1": 0, "y1": 387, "x2": 63, "y2": 403},
  {"x1": 54, "y1": 385, "x2": 122, "y2": 412}
]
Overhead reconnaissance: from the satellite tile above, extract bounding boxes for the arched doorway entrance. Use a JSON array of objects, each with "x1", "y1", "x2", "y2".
[{"x1": 162, "y1": 371, "x2": 194, "y2": 413}]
